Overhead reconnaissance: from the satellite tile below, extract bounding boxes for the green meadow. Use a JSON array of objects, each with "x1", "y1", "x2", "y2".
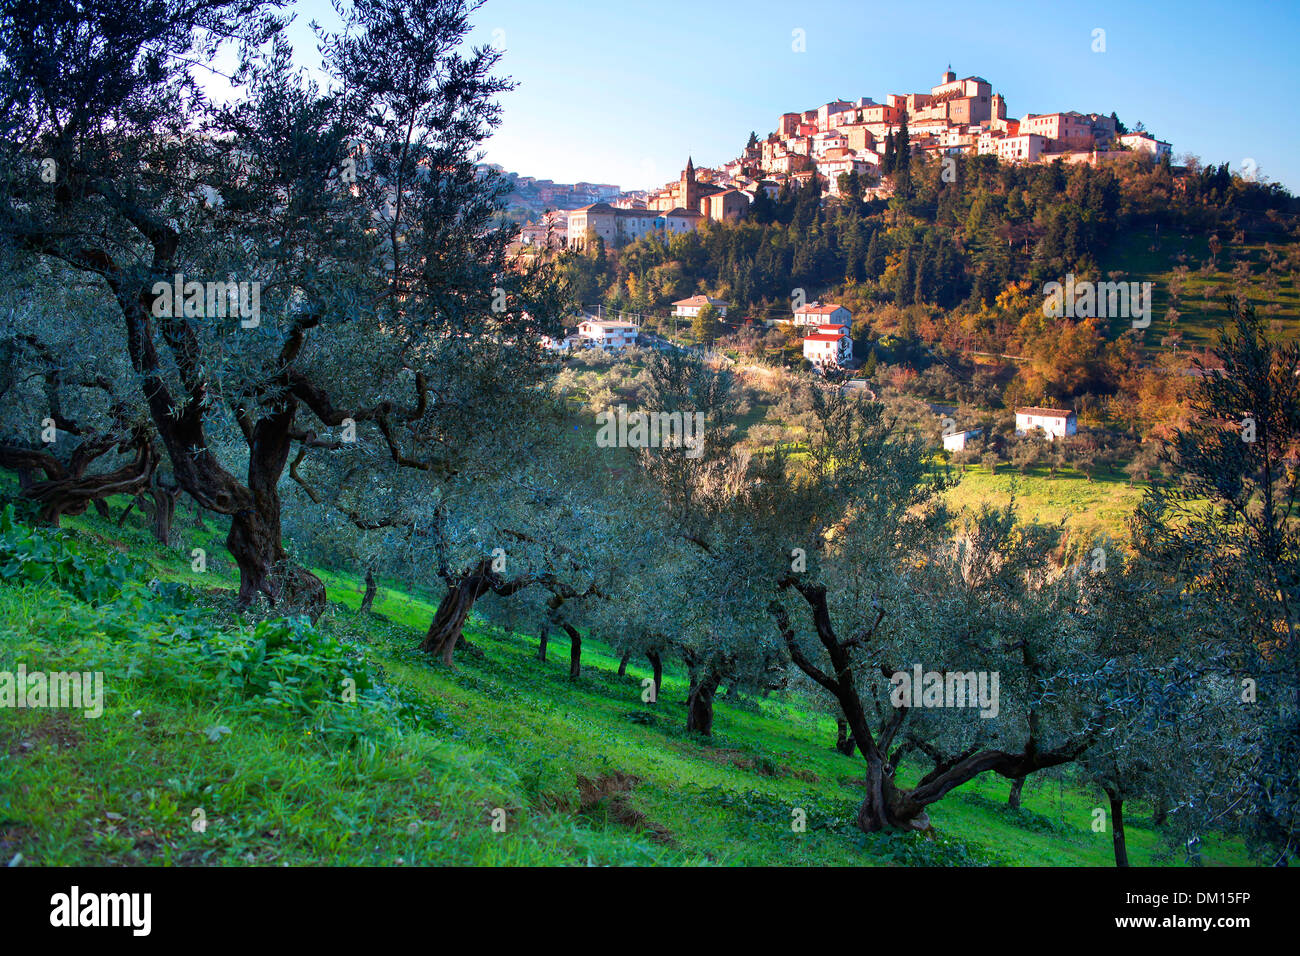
[{"x1": 0, "y1": 502, "x2": 1247, "y2": 866}]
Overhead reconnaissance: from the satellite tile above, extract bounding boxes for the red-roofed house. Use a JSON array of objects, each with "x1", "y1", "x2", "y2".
[
  {"x1": 793, "y1": 303, "x2": 852, "y2": 329},
  {"x1": 673, "y1": 295, "x2": 730, "y2": 319},
  {"x1": 803, "y1": 329, "x2": 853, "y2": 369}
]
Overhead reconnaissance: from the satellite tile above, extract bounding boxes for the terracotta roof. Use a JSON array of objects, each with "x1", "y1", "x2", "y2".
[
  {"x1": 672, "y1": 295, "x2": 730, "y2": 307},
  {"x1": 795, "y1": 303, "x2": 848, "y2": 315},
  {"x1": 805, "y1": 333, "x2": 846, "y2": 342},
  {"x1": 1016, "y1": 406, "x2": 1074, "y2": 418}
]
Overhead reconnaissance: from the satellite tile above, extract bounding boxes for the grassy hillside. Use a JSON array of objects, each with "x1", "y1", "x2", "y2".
[
  {"x1": 944, "y1": 465, "x2": 1146, "y2": 544},
  {"x1": 0, "y1": 503, "x2": 1250, "y2": 866},
  {"x1": 1098, "y1": 224, "x2": 1300, "y2": 351}
]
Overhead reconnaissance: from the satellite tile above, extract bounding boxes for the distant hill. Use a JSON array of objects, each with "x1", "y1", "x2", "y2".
[{"x1": 481, "y1": 164, "x2": 625, "y2": 220}]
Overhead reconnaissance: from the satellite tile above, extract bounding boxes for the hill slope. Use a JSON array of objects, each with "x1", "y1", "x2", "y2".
[{"x1": 0, "y1": 505, "x2": 1250, "y2": 866}]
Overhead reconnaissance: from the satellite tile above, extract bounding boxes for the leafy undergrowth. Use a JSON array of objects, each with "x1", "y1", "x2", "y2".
[{"x1": 0, "y1": 503, "x2": 1252, "y2": 866}]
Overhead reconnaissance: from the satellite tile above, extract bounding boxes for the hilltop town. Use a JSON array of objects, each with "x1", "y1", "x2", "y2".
[
  {"x1": 543, "y1": 68, "x2": 1172, "y2": 249},
  {"x1": 485, "y1": 165, "x2": 623, "y2": 230}
]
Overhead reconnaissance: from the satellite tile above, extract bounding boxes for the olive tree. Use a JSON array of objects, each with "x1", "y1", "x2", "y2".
[{"x1": 0, "y1": 0, "x2": 563, "y2": 615}]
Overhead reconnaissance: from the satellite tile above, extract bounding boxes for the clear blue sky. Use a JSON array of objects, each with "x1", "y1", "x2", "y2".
[{"x1": 280, "y1": 0, "x2": 1299, "y2": 192}]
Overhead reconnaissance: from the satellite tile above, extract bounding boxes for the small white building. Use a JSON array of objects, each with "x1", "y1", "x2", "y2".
[
  {"x1": 577, "y1": 319, "x2": 639, "y2": 351},
  {"x1": 943, "y1": 428, "x2": 982, "y2": 452},
  {"x1": 1015, "y1": 407, "x2": 1077, "y2": 440},
  {"x1": 803, "y1": 330, "x2": 853, "y2": 369},
  {"x1": 672, "y1": 295, "x2": 730, "y2": 319},
  {"x1": 1118, "y1": 133, "x2": 1172, "y2": 159}
]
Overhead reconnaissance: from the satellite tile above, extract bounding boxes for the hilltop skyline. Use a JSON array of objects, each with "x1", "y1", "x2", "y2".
[
  {"x1": 460, "y1": 0, "x2": 1297, "y2": 192},
  {"x1": 241, "y1": 1, "x2": 1300, "y2": 193}
]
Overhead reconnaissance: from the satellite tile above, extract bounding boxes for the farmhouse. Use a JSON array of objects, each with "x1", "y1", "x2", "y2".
[
  {"x1": 1015, "y1": 406, "x2": 1077, "y2": 440},
  {"x1": 803, "y1": 327, "x2": 853, "y2": 369},
  {"x1": 943, "y1": 428, "x2": 982, "y2": 452},
  {"x1": 672, "y1": 295, "x2": 730, "y2": 319},
  {"x1": 793, "y1": 302, "x2": 852, "y2": 329},
  {"x1": 577, "y1": 319, "x2": 639, "y2": 351}
]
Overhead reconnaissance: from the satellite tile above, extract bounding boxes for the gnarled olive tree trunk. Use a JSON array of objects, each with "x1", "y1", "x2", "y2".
[
  {"x1": 686, "y1": 670, "x2": 720, "y2": 735},
  {"x1": 561, "y1": 622, "x2": 582, "y2": 680},
  {"x1": 835, "y1": 718, "x2": 855, "y2": 756},
  {"x1": 421, "y1": 562, "x2": 495, "y2": 664},
  {"x1": 647, "y1": 650, "x2": 663, "y2": 700},
  {"x1": 0, "y1": 427, "x2": 157, "y2": 527},
  {"x1": 421, "y1": 559, "x2": 533, "y2": 664},
  {"x1": 1105, "y1": 786, "x2": 1130, "y2": 867},
  {"x1": 771, "y1": 586, "x2": 1093, "y2": 833},
  {"x1": 148, "y1": 480, "x2": 181, "y2": 545},
  {"x1": 359, "y1": 569, "x2": 377, "y2": 614}
]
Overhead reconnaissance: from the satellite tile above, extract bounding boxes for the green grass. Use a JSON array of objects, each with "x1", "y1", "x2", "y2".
[
  {"x1": 1099, "y1": 224, "x2": 1300, "y2": 352},
  {"x1": 0, "y1": 501, "x2": 1252, "y2": 866},
  {"x1": 944, "y1": 464, "x2": 1147, "y2": 543}
]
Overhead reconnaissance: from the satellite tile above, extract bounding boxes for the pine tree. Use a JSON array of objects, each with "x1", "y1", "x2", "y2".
[
  {"x1": 912, "y1": 244, "x2": 930, "y2": 305},
  {"x1": 864, "y1": 230, "x2": 884, "y2": 279},
  {"x1": 893, "y1": 247, "x2": 913, "y2": 303},
  {"x1": 692, "y1": 303, "x2": 721, "y2": 346},
  {"x1": 894, "y1": 113, "x2": 912, "y2": 197}
]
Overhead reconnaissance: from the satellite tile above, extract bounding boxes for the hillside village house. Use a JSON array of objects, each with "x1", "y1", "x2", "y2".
[
  {"x1": 1020, "y1": 112, "x2": 1096, "y2": 149},
  {"x1": 793, "y1": 303, "x2": 852, "y2": 330},
  {"x1": 980, "y1": 132, "x2": 1050, "y2": 163},
  {"x1": 1118, "y1": 132, "x2": 1173, "y2": 158},
  {"x1": 566, "y1": 203, "x2": 701, "y2": 249},
  {"x1": 577, "y1": 318, "x2": 639, "y2": 351},
  {"x1": 803, "y1": 326, "x2": 853, "y2": 369},
  {"x1": 648, "y1": 157, "x2": 727, "y2": 213},
  {"x1": 1015, "y1": 406, "x2": 1077, "y2": 440},
  {"x1": 541, "y1": 331, "x2": 584, "y2": 353},
  {"x1": 672, "y1": 295, "x2": 730, "y2": 319},
  {"x1": 699, "y1": 188, "x2": 749, "y2": 223}
]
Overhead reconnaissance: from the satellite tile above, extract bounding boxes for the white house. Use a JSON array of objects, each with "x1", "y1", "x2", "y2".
[
  {"x1": 577, "y1": 319, "x2": 639, "y2": 351},
  {"x1": 1118, "y1": 133, "x2": 1172, "y2": 159},
  {"x1": 803, "y1": 330, "x2": 852, "y2": 369},
  {"x1": 1015, "y1": 407, "x2": 1076, "y2": 440},
  {"x1": 672, "y1": 295, "x2": 730, "y2": 319},
  {"x1": 942, "y1": 428, "x2": 982, "y2": 452},
  {"x1": 793, "y1": 303, "x2": 852, "y2": 329}
]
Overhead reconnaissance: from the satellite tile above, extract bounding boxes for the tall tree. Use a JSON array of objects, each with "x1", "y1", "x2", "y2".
[
  {"x1": 1134, "y1": 302, "x2": 1300, "y2": 863},
  {"x1": 692, "y1": 303, "x2": 721, "y2": 346},
  {"x1": 748, "y1": 388, "x2": 1129, "y2": 832},
  {"x1": 0, "y1": 0, "x2": 562, "y2": 613}
]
